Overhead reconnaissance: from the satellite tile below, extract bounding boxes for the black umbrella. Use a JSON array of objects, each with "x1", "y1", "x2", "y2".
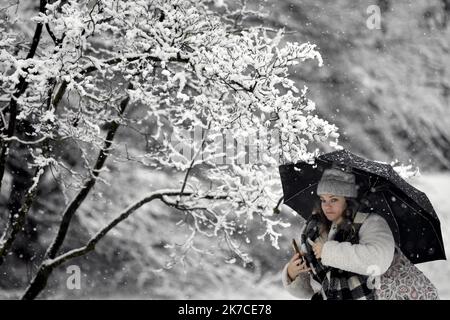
[{"x1": 278, "y1": 149, "x2": 446, "y2": 264}]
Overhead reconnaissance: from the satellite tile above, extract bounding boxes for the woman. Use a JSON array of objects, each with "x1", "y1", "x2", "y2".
[{"x1": 281, "y1": 168, "x2": 395, "y2": 300}]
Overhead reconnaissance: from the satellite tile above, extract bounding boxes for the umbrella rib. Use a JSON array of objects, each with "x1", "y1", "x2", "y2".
[
  {"x1": 283, "y1": 183, "x2": 318, "y2": 204},
  {"x1": 387, "y1": 189, "x2": 446, "y2": 258},
  {"x1": 359, "y1": 175, "x2": 380, "y2": 203},
  {"x1": 381, "y1": 191, "x2": 402, "y2": 246}
]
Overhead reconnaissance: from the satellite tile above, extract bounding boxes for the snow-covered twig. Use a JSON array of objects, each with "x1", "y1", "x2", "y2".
[{"x1": 0, "y1": 134, "x2": 48, "y2": 145}]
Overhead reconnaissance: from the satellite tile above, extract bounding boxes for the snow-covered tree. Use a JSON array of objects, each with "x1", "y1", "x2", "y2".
[{"x1": 0, "y1": 0, "x2": 339, "y2": 299}]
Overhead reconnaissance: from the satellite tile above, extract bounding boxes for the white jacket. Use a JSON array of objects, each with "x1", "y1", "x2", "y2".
[{"x1": 281, "y1": 213, "x2": 395, "y2": 299}]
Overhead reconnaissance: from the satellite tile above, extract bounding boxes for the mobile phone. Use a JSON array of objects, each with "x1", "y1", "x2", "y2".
[
  {"x1": 292, "y1": 239, "x2": 302, "y2": 257},
  {"x1": 292, "y1": 239, "x2": 309, "y2": 267}
]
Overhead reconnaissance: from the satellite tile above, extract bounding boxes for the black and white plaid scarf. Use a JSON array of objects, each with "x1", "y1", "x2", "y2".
[{"x1": 301, "y1": 213, "x2": 375, "y2": 300}]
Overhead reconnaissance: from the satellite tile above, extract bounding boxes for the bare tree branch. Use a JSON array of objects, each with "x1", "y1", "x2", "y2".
[
  {"x1": 21, "y1": 188, "x2": 194, "y2": 300},
  {"x1": 45, "y1": 23, "x2": 60, "y2": 46},
  {"x1": 36, "y1": 189, "x2": 194, "y2": 269}
]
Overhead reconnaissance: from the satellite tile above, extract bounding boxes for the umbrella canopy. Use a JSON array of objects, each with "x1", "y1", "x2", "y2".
[{"x1": 279, "y1": 149, "x2": 446, "y2": 264}]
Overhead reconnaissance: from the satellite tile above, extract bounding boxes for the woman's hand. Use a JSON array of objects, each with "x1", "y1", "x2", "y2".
[
  {"x1": 287, "y1": 253, "x2": 311, "y2": 281},
  {"x1": 312, "y1": 239, "x2": 325, "y2": 259}
]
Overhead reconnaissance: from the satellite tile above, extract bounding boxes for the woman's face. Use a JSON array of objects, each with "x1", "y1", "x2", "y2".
[{"x1": 319, "y1": 194, "x2": 347, "y2": 223}]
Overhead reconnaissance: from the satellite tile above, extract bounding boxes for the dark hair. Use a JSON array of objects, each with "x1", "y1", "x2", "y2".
[{"x1": 312, "y1": 196, "x2": 361, "y2": 240}]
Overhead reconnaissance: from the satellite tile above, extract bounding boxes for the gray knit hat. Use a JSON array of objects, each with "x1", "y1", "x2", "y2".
[{"x1": 316, "y1": 168, "x2": 358, "y2": 198}]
